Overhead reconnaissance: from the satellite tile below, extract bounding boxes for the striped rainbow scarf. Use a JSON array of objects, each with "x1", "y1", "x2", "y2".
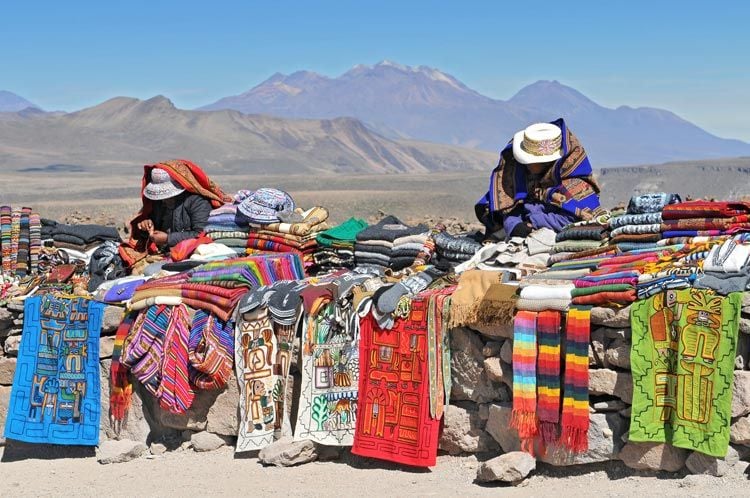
[
  {"x1": 511, "y1": 307, "x2": 592, "y2": 455},
  {"x1": 511, "y1": 311, "x2": 539, "y2": 452},
  {"x1": 561, "y1": 305, "x2": 591, "y2": 453},
  {"x1": 110, "y1": 312, "x2": 137, "y2": 426}
]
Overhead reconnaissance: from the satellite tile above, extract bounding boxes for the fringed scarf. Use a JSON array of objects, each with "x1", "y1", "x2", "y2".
[
  {"x1": 510, "y1": 310, "x2": 539, "y2": 453},
  {"x1": 511, "y1": 307, "x2": 592, "y2": 455},
  {"x1": 560, "y1": 305, "x2": 591, "y2": 453},
  {"x1": 157, "y1": 304, "x2": 194, "y2": 414},
  {"x1": 120, "y1": 159, "x2": 231, "y2": 267},
  {"x1": 448, "y1": 270, "x2": 516, "y2": 328}
]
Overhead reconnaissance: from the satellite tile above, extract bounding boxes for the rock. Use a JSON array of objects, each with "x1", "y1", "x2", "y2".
[
  {"x1": 736, "y1": 333, "x2": 749, "y2": 370},
  {"x1": 730, "y1": 415, "x2": 750, "y2": 444},
  {"x1": 99, "y1": 336, "x2": 116, "y2": 359},
  {"x1": 499, "y1": 340, "x2": 513, "y2": 364},
  {"x1": 476, "y1": 451, "x2": 536, "y2": 484},
  {"x1": 3, "y1": 335, "x2": 20, "y2": 356},
  {"x1": 190, "y1": 431, "x2": 226, "y2": 452},
  {"x1": 151, "y1": 387, "x2": 225, "y2": 432},
  {"x1": 588, "y1": 368, "x2": 633, "y2": 403},
  {"x1": 499, "y1": 361, "x2": 513, "y2": 389},
  {"x1": 470, "y1": 322, "x2": 514, "y2": 340},
  {"x1": 685, "y1": 451, "x2": 730, "y2": 477},
  {"x1": 482, "y1": 341, "x2": 503, "y2": 358},
  {"x1": 99, "y1": 359, "x2": 153, "y2": 443},
  {"x1": 478, "y1": 403, "x2": 490, "y2": 421},
  {"x1": 258, "y1": 436, "x2": 318, "y2": 467},
  {"x1": 732, "y1": 371, "x2": 750, "y2": 417},
  {"x1": 450, "y1": 328, "x2": 500, "y2": 403},
  {"x1": 0, "y1": 307, "x2": 13, "y2": 333},
  {"x1": 591, "y1": 306, "x2": 632, "y2": 328},
  {"x1": 483, "y1": 357, "x2": 505, "y2": 384},
  {"x1": 740, "y1": 317, "x2": 750, "y2": 336},
  {"x1": 619, "y1": 442, "x2": 688, "y2": 472},
  {"x1": 725, "y1": 445, "x2": 740, "y2": 465},
  {"x1": 101, "y1": 306, "x2": 125, "y2": 336},
  {"x1": 619, "y1": 406, "x2": 632, "y2": 418},
  {"x1": 485, "y1": 402, "x2": 520, "y2": 452},
  {"x1": 600, "y1": 327, "x2": 632, "y2": 341},
  {"x1": 150, "y1": 442, "x2": 167, "y2": 455},
  {"x1": 439, "y1": 404, "x2": 499, "y2": 455},
  {"x1": 539, "y1": 412, "x2": 627, "y2": 466},
  {"x1": 593, "y1": 399, "x2": 627, "y2": 412},
  {"x1": 316, "y1": 445, "x2": 343, "y2": 461},
  {"x1": 205, "y1": 376, "x2": 240, "y2": 436},
  {"x1": 589, "y1": 329, "x2": 605, "y2": 367},
  {"x1": 604, "y1": 339, "x2": 631, "y2": 370},
  {"x1": 97, "y1": 439, "x2": 148, "y2": 464},
  {"x1": 0, "y1": 356, "x2": 16, "y2": 385}
]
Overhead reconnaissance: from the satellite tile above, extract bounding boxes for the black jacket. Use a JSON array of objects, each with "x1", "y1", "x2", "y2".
[{"x1": 150, "y1": 193, "x2": 212, "y2": 248}]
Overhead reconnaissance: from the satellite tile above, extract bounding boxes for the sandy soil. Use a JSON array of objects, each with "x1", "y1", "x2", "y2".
[{"x1": 0, "y1": 446, "x2": 747, "y2": 497}]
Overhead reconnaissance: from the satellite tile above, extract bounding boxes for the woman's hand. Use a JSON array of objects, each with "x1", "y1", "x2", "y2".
[
  {"x1": 150, "y1": 230, "x2": 168, "y2": 246},
  {"x1": 137, "y1": 219, "x2": 154, "y2": 233}
]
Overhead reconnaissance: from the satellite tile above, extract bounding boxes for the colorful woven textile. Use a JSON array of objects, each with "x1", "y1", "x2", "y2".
[
  {"x1": 188, "y1": 310, "x2": 234, "y2": 390},
  {"x1": 510, "y1": 311, "x2": 539, "y2": 452},
  {"x1": 235, "y1": 307, "x2": 294, "y2": 452},
  {"x1": 158, "y1": 305, "x2": 194, "y2": 414},
  {"x1": 352, "y1": 296, "x2": 442, "y2": 467},
  {"x1": 560, "y1": 305, "x2": 591, "y2": 453},
  {"x1": 0, "y1": 206, "x2": 11, "y2": 273},
  {"x1": 294, "y1": 301, "x2": 359, "y2": 445},
  {"x1": 661, "y1": 200, "x2": 750, "y2": 220},
  {"x1": 110, "y1": 312, "x2": 137, "y2": 425},
  {"x1": 448, "y1": 270, "x2": 516, "y2": 328},
  {"x1": 536, "y1": 311, "x2": 562, "y2": 446},
  {"x1": 4, "y1": 295, "x2": 104, "y2": 445},
  {"x1": 630, "y1": 289, "x2": 741, "y2": 457}
]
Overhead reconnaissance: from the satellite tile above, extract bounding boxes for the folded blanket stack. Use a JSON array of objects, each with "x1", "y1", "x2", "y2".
[
  {"x1": 552, "y1": 216, "x2": 609, "y2": 257},
  {"x1": 313, "y1": 217, "x2": 368, "y2": 270},
  {"x1": 245, "y1": 207, "x2": 330, "y2": 265},
  {"x1": 0, "y1": 206, "x2": 43, "y2": 276},
  {"x1": 354, "y1": 215, "x2": 428, "y2": 270},
  {"x1": 49, "y1": 223, "x2": 121, "y2": 251},
  {"x1": 204, "y1": 204, "x2": 249, "y2": 254},
  {"x1": 661, "y1": 200, "x2": 750, "y2": 237},
  {"x1": 433, "y1": 231, "x2": 482, "y2": 266}
]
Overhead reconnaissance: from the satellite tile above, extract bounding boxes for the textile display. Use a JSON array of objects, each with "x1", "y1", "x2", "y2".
[
  {"x1": 630, "y1": 289, "x2": 741, "y2": 457},
  {"x1": 4, "y1": 295, "x2": 104, "y2": 445},
  {"x1": 448, "y1": 270, "x2": 516, "y2": 328},
  {"x1": 352, "y1": 296, "x2": 441, "y2": 467},
  {"x1": 234, "y1": 307, "x2": 294, "y2": 452},
  {"x1": 294, "y1": 301, "x2": 360, "y2": 446}
]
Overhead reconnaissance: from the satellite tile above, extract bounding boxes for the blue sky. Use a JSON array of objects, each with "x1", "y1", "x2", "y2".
[{"x1": 2, "y1": 1, "x2": 749, "y2": 140}]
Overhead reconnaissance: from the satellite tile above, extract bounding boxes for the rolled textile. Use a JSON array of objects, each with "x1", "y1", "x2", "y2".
[
  {"x1": 661, "y1": 200, "x2": 750, "y2": 220},
  {"x1": 571, "y1": 289, "x2": 636, "y2": 305},
  {"x1": 555, "y1": 224, "x2": 608, "y2": 243},
  {"x1": 627, "y1": 192, "x2": 681, "y2": 214},
  {"x1": 609, "y1": 212, "x2": 662, "y2": 229},
  {"x1": 610, "y1": 224, "x2": 661, "y2": 237},
  {"x1": 515, "y1": 297, "x2": 571, "y2": 312},
  {"x1": 570, "y1": 283, "x2": 633, "y2": 298},
  {"x1": 519, "y1": 284, "x2": 574, "y2": 300}
]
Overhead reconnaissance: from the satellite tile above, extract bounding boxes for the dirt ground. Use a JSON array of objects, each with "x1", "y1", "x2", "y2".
[{"x1": 0, "y1": 446, "x2": 747, "y2": 497}]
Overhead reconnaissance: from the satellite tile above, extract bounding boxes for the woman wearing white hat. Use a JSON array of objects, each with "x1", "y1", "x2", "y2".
[{"x1": 475, "y1": 118, "x2": 604, "y2": 240}]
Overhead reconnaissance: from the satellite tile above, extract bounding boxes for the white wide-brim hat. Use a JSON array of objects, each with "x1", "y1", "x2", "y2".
[
  {"x1": 512, "y1": 122, "x2": 563, "y2": 165},
  {"x1": 144, "y1": 168, "x2": 186, "y2": 201}
]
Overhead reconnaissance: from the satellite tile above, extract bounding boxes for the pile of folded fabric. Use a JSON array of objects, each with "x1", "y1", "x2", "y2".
[
  {"x1": 204, "y1": 202, "x2": 249, "y2": 255},
  {"x1": 0, "y1": 205, "x2": 43, "y2": 276},
  {"x1": 603, "y1": 193, "x2": 679, "y2": 251},
  {"x1": 456, "y1": 229, "x2": 555, "y2": 279},
  {"x1": 314, "y1": 217, "x2": 368, "y2": 270},
  {"x1": 354, "y1": 215, "x2": 428, "y2": 270},
  {"x1": 45, "y1": 222, "x2": 121, "y2": 252},
  {"x1": 695, "y1": 236, "x2": 750, "y2": 294},
  {"x1": 552, "y1": 214, "x2": 610, "y2": 259},
  {"x1": 661, "y1": 200, "x2": 750, "y2": 238},
  {"x1": 245, "y1": 206, "x2": 330, "y2": 266},
  {"x1": 432, "y1": 230, "x2": 482, "y2": 267}
]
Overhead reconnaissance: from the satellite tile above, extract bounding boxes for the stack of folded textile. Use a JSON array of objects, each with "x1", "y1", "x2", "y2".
[
  {"x1": 16, "y1": 208, "x2": 31, "y2": 276},
  {"x1": 695, "y1": 236, "x2": 750, "y2": 294},
  {"x1": 354, "y1": 215, "x2": 428, "y2": 269},
  {"x1": 49, "y1": 223, "x2": 121, "y2": 251},
  {"x1": 0, "y1": 206, "x2": 43, "y2": 276},
  {"x1": 552, "y1": 215, "x2": 610, "y2": 258},
  {"x1": 661, "y1": 200, "x2": 750, "y2": 238},
  {"x1": 606, "y1": 193, "x2": 681, "y2": 249},
  {"x1": 129, "y1": 253, "x2": 306, "y2": 321},
  {"x1": 204, "y1": 203, "x2": 250, "y2": 254},
  {"x1": 314, "y1": 217, "x2": 368, "y2": 270},
  {"x1": 245, "y1": 206, "x2": 330, "y2": 265},
  {"x1": 432, "y1": 230, "x2": 482, "y2": 267},
  {"x1": 516, "y1": 281, "x2": 573, "y2": 311},
  {"x1": 1, "y1": 206, "x2": 11, "y2": 274},
  {"x1": 29, "y1": 212, "x2": 41, "y2": 274}
]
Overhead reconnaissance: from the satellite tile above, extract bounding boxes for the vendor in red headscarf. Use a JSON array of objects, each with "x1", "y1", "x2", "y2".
[{"x1": 120, "y1": 159, "x2": 230, "y2": 267}]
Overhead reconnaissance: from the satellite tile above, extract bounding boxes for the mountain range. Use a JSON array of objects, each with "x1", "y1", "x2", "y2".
[
  {"x1": 0, "y1": 90, "x2": 40, "y2": 113},
  {"x1": 0, "y1": 95, "x2": 494, "y2": 174},
  {"x1": 201, "y1": 61, "x2": 750, "y2": 166}
]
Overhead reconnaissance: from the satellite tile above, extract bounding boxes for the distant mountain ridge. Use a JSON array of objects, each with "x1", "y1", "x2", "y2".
[
  {"x1": 0, "y1": 95, "x2": 495, "y2": 174},
  {"x1": 0, "y1": 90, "x2": 41, "y2": 113},
  {"x1": 200, "y1": 61, "x2": 750, "y2": 166}
]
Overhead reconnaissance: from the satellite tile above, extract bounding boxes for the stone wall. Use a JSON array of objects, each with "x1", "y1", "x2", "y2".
[{"x1": 1, "y1": 301, "x2": 749, "y2": 474}]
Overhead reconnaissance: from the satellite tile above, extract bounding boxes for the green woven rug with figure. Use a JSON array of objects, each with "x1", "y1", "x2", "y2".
[{"x1": 630, "y1": 288, "x2": 740, "y2": 457}]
